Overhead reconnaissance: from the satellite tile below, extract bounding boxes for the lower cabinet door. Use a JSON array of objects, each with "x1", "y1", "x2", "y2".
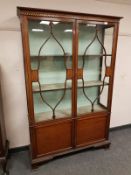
[
  {"x1": 30, "y1": 114, "x2": 108, "y2": 159},
  {"x1": 76, "y1": 114, "x2": 108, "y2": 147},
  {"x1": 31, "y1": 119, "x2": 73, "y2": 157}
]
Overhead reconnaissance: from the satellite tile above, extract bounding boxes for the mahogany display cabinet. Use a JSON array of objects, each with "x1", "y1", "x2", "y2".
[{"x1": 17, "y1": 7, "x2": 122, "y2": 166}]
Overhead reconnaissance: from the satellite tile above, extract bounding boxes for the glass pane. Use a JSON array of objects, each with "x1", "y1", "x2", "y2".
[
  {"x1": 28, "y1": 20, "x2": 73, "y2": 122},
  {"x1": 77, "y1": 22, "x2": 114, "y2": 115},
  {"x1": 104, "y1": 27, "x2": 114, "y2": 54},
  {"x1": 33, "y1": 86, "x2": 71, "y2": 122},
  {"x1": 77, "y1": 81, "x2": 107, "y2": 116}
]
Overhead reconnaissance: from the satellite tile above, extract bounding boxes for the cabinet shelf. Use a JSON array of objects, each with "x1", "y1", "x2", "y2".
[
  {"x1": 32, "y1": 80, "x2": 109, "y2": 92},
  {"x1": 83, "y1": 54, "x2": 112, "y2": 57},
  {"x1": 35, "y1": 104, "x2": 107, "y2": 122},
  {"x1": 31, "y1": 54, "x2": 112, "y2": 58}
]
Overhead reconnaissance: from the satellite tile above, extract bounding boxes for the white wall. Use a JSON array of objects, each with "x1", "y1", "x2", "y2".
[{"x1": 0, "y1": 0, "x2": 131, "y2": 148}]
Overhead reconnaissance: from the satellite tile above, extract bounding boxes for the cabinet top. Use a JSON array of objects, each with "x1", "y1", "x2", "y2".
[{"x1": 17, "y1": 6, "x2": 123, "y2": 22}]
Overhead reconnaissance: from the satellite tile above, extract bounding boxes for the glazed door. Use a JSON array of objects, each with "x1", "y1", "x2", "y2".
[
  {"x1": 27, "y1": 18, "x2": 75, "y2": 155},
  {"x1": 76, "y1": 20, "x2": 115, "y2": 147}
]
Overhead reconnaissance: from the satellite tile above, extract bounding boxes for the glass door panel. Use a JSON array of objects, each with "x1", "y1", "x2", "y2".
[
  {"x1": 28, "y1": 19, "x2": 73, "y2": 122},
  {"x1": 77, "y1": 21, "x2": 114, "y2": 116}
]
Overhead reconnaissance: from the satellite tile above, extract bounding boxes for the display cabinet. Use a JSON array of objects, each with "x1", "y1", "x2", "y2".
[{"x1": 17, "y1": 7, "x2": 122, "y2": 166}]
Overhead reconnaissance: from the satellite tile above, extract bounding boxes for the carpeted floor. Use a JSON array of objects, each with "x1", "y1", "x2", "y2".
[{"x1": 3, "y1": 127, "x2": 131, "y2": 175}]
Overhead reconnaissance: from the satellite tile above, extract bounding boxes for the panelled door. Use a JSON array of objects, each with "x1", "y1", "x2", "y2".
[
  {"x1": 26, "y1": 17, "x2": 76, "y2": 156},
  {"x1": 75, "y1": 20, "x2": 115, "y2": 147}
]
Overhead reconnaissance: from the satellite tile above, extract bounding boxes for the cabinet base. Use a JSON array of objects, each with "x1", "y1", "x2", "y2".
[{"x1": 32, "y1": 140, "x2": 110, "y2": 168}]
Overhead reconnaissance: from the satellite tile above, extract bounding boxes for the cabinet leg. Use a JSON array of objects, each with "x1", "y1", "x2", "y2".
[
  {"x1": 2, "y1": 171, "x2": 9, "y2": 175},
  {"x1": 104, "y1": 143, "x2": 111, "y2": 150},
  {"x1": 1, "y1": 140, "x2": 9, "y2": 175},
  {"x1": 32, "y1": 163, "x2": 39, "y2": 170},
  {"x1": 1, "y1": 159, "x2": 9, "y2": 175}
]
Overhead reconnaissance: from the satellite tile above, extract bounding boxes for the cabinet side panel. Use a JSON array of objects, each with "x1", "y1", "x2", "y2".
[{"x1": 20, "y1": 16, "x2": 35, "y2": 124}]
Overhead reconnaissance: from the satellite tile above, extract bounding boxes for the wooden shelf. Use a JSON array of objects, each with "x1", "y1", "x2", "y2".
[
  {"x1": 32, "y1": 80, "x2": 109, "y2": 92},
  {"x1": 77, "y1": 104, "x2": 106, "y2": 116},
  {"x1": 31, "y1": 54, "x2": 112, "y2": 58},
  {"x1": 35, "y1": 104, "x2": 107, "y2": 122},
  {"x1": 35, "y1": 109, "x2": 71, "y2": 122},
  {"x1": 82, "y1": 54, "x2": 112, "y2": 57}
]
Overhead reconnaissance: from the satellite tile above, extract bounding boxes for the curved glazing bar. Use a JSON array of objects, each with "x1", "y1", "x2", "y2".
[
  {"x1": 81, "y1": 25, "x2": 107, "y2": 112},
  {"x1": 37, "y1": 22, "x2": 67, "y2": 119}
]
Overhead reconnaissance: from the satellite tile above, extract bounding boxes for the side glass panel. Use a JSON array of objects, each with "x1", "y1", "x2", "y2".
[
  {"x1": 28, "y1": 20, "x2": 73, "y2": 122},
  {"x1": 77, "y1": 22, "x2": 114, "y2": 116}
]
